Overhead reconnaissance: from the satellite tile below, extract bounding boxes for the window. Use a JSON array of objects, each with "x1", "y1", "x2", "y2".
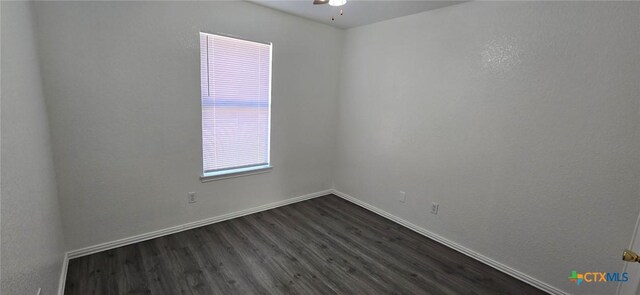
[{"x1": 200, "y1": 32, "x2": 272, "y2": 179}]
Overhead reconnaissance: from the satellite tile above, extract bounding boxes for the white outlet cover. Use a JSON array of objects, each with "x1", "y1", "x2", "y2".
[
  {"x1": 398, "y1": 191, "x2": 406, "y2": 203},
  {"x1": 431, "y1": 202, "x2": 439, "y2": 214}
]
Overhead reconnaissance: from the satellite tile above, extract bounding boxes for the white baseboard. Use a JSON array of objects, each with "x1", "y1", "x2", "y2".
[
  {"x1": 330, "y1": 189, "x2": 568, "y2": 295},
  {"x1": 60, "y1": 188, "x2": 565, "y2": 295},
  {"x1": 66, "y1": 189, "x2": 332, "y2": 259},
  {"x1": 57, "y1": 252, "x2": 69, "y2": 295}
]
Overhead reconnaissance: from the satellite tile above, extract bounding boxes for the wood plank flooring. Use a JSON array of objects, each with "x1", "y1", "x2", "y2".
[{"x1": 64, "y1": 194, "x2": 546, "y2": 295}]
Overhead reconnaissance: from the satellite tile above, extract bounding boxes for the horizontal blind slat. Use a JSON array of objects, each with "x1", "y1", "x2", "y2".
[{"x1": 200, "y1": 33, "x2": 271, "y2": 173}]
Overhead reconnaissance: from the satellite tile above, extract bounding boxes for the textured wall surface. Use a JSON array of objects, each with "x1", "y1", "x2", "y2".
[
  {"x1": 1, "y1": 2, "x2": 67, "y2": 294},
  {"x1": 9, "y1": 1, "x2": 640, "y2": 294},
  {"x1": 32, "y1": 1, "x2": 343, "y2": 250},
  {"x1": 334, "y1": 2, "x2": 640, "y2": 294}
]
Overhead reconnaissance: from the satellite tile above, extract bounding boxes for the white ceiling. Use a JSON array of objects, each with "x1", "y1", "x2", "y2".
[{"x1": 247, "y1": 0, "x2": 466, "y2": 29}]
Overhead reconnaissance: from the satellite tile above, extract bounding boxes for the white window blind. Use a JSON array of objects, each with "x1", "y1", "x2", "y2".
[{"x1": 200, "y1": 32, "x2": 272, "y2": 177}]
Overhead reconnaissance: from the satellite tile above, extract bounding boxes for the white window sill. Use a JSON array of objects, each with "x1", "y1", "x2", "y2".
[{"x1": 201, "y1": 165, "x2": 272, "y2": 182}]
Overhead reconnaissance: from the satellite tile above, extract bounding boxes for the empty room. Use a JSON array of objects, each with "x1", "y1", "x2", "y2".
[{"x1": 1, "y1": 0, "x2": 639, "y2": 294}]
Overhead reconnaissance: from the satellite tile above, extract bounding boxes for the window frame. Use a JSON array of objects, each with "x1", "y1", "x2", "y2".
[{"x1": 199, "y1": 32, "x2": 273, "y2": 182}]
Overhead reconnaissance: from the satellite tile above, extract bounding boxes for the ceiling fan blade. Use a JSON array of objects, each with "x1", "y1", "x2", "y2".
[{"x1": 313, "y1": 0, "x2": 329, "y2": 5}]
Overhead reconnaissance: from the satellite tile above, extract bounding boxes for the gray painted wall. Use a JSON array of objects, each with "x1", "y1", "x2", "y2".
[
  {"x1": 4, "y1": 1, "x2": 639, "y2": 294},
  {"x1": 334, "y1": 2, "x2": 640, "y2": 294},
  {"x1": 31, "y1": 1, "x2": 343, "y2": 250},
  {"x1": 1, "y1": 1, "x2": 66, "y2": 294}
]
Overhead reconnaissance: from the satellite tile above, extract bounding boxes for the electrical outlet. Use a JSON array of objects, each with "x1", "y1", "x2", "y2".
[
  {"x1": 398, "y1": 191, "x2": 406, "y2": 203},
  {"x1": 431, "y1": 202, "x2": 439, "y2": 214},
  {"x1": 188, "y1": 192, "x2": 197, "y2": 203}
]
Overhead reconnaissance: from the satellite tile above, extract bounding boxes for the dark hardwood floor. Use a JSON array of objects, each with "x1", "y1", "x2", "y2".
[{"x1": 64, "y1": 194, "x2": 545, "y2": 295}]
